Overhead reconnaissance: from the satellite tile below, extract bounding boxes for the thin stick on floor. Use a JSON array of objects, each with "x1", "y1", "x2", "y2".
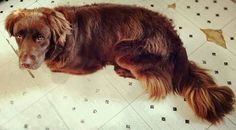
[{"x1": 5, "y1": 38, "x2": 35, "y2": 78}]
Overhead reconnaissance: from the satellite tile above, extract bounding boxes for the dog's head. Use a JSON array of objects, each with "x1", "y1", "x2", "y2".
[{"x1": 5, "y1": 8, "x2": 71, "y2": 70}]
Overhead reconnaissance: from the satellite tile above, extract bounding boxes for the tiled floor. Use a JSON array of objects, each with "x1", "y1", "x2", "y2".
[{"x1": 0, "y1": 0, "x2": 236, "y2": 130}]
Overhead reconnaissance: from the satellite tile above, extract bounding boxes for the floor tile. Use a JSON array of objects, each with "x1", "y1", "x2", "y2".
[
  {"x1": 222, "y1": 18, "x2": 236, "y2": 55},
  {"x1": 100, "y1": 106, "x2": 151, "y2": 130},
  {"x1": 131, "y1": 94, "x2": 210, "y2": 130},
  {"x1": 0, "y1": 60, "x2": 44, "y2": 125},
  {"x1": 0, "y1": 0, "x2": 37, "y2": 22},
  {"x1": 103, "y1": 66, "x2": 145, "y2": 103},
  {"x1": 0, "y1": 32, "x2": 15, "y2": 67},
  {"x1": 177, "y1": 0, "x2": 236, "y2": 29},
  {"x1": 47, "y1": 70, "x2": 129, "y2": 130},
  {"x1": 163, "y1": 8, "x2": 206, "y2": 55},
  {"x1": 1, "y1": 97, "x2": 69, "y2": 130}
]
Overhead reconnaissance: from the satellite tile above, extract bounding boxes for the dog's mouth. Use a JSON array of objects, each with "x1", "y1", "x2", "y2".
[
  {"x1": 19, "y1": 60, "x2": 42, "y2": 70},
  {"x1": 19, "y1": 62, "x2": 41, "y2": 70},
  {"x1": 19, "y1": 55, "x2": 44, "y2": 70}
]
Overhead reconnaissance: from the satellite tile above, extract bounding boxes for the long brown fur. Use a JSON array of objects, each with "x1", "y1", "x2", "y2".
[
  {"x1": 5, "y1": 4, "x2": 235, "y2": 124},
  {"x1": 179, "y1": 62, "x2": 235, "y2": 124}
]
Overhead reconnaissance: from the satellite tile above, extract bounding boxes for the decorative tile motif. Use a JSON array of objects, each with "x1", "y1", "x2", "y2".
[
  {"x1": 201, "y1": 29, "x2": 226, "y2": 48},
  {"x1": 168, "y1": 3, "x2": 176, "y2": 9}
]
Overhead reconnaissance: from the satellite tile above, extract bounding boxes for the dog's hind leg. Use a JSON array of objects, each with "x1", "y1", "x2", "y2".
[{"x1": 114, "y1": 40, "x2": 173, "y2": 100}]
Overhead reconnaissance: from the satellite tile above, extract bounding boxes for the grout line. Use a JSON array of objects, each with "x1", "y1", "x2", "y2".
[
  {"x1": 188, "y1": 42, "x2": 207, "y2": 56},
  {"x1": 227, "y1": 49, "x2": 236, "y2": 57},
  {"x1": 36, "y1": 0, "x2": 43, "y2": 6},
  {"x1": 101, "y1": 72, "x2": 142, "y2": 127},
  {"x1": 206, "y1": 124, "x2": 213, "y2": 130},
  {"x1": 220, "y1": 16, "x2": 236, "y2": 57},
  {"x1": 46, "y1": 97, "x2": 71, "y2": 130},
  {"x1": 175, "y1": 0, "x2": 236, "y2": 59},
  {"x1": 170, "y1": 3, "x2": 203, "y2": 29},
  {"x1": 102, "y1": 71, "x2": 144, "y2": 104},
  {"x1": 162, "y1": 2, "x2": 208, "y2": 58},
  {"x1": 5, "y1": 38, "x2": 35, "y2": 79},
  {"x1": 130, "y1": 103, "x2": 154, "y2": 130},
  {"x1": 225, "y1": 117, "x2": 236, "y2": 126},
  {"x1": 174, "y1": 0, "x2": 232, "y2": 30},
  {"x1": 221, "y1": 16, "x2": 236, "y2": 30},
  {"x1": 98, "y1": 103, "x2": 131, "y2": 129},
  {"x1": 0, "y1": 84, "x2": 60, "y2": 126},
  {"x1": 0, "y1": 97, "x2": 43, "y2": 125},
  {"x1": 101, "y1": 71, "x2": 155, "y2": 129},
  {"x1": 98, "y1": 91, "x2": 146, "y2": 129}
]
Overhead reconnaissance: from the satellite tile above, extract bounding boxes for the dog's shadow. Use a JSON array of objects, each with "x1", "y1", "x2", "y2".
[
  {"x1": 0, "y1": 59, "x2": 214, "y2": 126},
  {"x1": 31, "y1": 64, "x2": 71, "y2": 87},
  {"x1": 33, "y1": 65, "x2": 211, "y2": 125}
]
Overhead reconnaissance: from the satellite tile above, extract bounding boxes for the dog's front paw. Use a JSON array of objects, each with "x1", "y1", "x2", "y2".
[{"x1": 114, "y1": 66, "x2": 135, "y2": 79}]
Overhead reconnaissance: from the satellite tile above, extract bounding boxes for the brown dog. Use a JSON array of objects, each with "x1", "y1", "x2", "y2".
[{"x1": 5, "y1": 4, "x2": 235, "y2": 124}]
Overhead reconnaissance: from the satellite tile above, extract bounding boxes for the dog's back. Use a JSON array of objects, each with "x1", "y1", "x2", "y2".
[{"x1": 54, "y1": 4, "x2": 181, "y2": 62}]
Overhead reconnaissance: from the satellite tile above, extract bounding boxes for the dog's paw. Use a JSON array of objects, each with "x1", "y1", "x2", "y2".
[{"x1": 114, "y1": 66, "x2": 135, "y2": 79}]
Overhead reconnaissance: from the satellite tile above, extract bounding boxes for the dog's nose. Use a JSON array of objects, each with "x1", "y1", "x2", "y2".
[{"x1": 20, "y1": 54, "x2": 36, "y2": 69}]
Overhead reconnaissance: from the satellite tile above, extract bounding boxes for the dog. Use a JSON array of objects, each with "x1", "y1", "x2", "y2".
[{"x1": 5, "y1": 4, "x2": 235, "y2": 124}]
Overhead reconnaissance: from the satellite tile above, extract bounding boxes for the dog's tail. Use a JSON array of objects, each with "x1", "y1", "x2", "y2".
[{"x1": 177, "y1": 62, "x2": 235, "y2": 124}]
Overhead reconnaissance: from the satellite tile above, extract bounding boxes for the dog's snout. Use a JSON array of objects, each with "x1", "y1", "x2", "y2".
[{"x1": 20, "y1": 54, "x2": 36, "y2": 69}]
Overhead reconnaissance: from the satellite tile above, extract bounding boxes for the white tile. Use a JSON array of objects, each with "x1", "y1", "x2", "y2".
[
  {"x1": 163, "y1": 9, "x2": 206, "y2": 55},
  {"x1": 223, "y1": 18, "x2": 236, "y2": 37},
  {"x1": 103, "y1": 66, "x2": 144, "y2": 103},
  {"x1": 58, "y1": 0, "x2": 112, "y2": 6},
  {"x1": 0, "y1": 32, "x2": 16, "y2": 67},
  {"x1": 225, "y1": 38, "x2": 236, "y2": 56},
  {"x1": 189, "y1": 42, "x2": 235, "y2": 71},
  {"x1": 223, "y1": 18, "x2": 236, "y2": 55},
  {"x1": 177, "y1": 0, "x2": 236, "y2": 28},
  {"x1": 0, "y1": 0, "x2": 37, "y2": 22},
  {"x1": 36, "y1": 0, "x2": 62, "y2": 7},
  {"x1": 0, "y1": 60, "x2": 44, "y2": 125},
  {"x1": 218, "y1": 66, "x2": 236, "y2": 93},
  {"x1": 131, "y1": 94, "x2": 210, "y2": 130},
  {"x1": 0, "y1": 21, "x2": 18, "y2": 51},
  {"x1": 30, "y1": 64, "x2": 65, "y2": 94},
  {"x1": 100, "y1": 106, "x2": 151, "y2": 130},
  {"x1": 47, "y1": 70, "x2": 128, "y2": 130},
  {"x1": 1, "y1": 97, "x2": 69, "y2": 130},
  {"x1": 163, "y1": 0, "x2": 181, "y2": 4},
  {"x1": 208, "y1": 118, "x2": 236, "y2": 130},
  {"x1": 227, "y1": 110, "x2": 236, "y2": 126}
]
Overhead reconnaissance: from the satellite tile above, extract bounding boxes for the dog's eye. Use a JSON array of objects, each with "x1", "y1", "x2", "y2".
[
  {"x1": 35, "y1": 35, "x2": 44, "y2": 42},
  {"x1": 15, "y1": 30, "x2": 25, "y2": 39},
  {"x1": 16, "y1": 34, "x2": 23, "y2": 39}
]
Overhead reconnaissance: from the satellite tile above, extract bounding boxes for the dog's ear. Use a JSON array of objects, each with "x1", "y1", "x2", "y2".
[
  {"x1": 41, "y1": 8, "x2": 72, "y2": 47},
  {"x1": 5, "y1": 9, "x2": 24, "y2": 36}
]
